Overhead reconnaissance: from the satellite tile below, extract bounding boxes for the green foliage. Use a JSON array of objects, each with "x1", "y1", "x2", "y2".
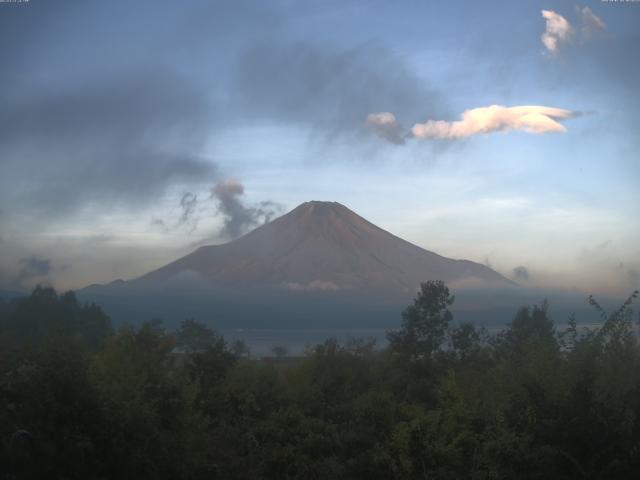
[
  {"x1": 1, "y1": 285, "x2": 639, "y2": 479},
  {"x1": 388, "y1": 280, "x2": 455, "y2": 362},
  {"x1": 0, "y1": 286, "x2": 111, "y2": 351},
  {"x1": 0, "y1": 337, "x2": 102, "y2": 479},
  {"x1": 271, "y1": 345, "x2": 288, "y2": 358}
]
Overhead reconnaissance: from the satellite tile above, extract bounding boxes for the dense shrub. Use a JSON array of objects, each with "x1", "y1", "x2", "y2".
[{"x1": 1, "y1": 283, "x2": 638, "y2": 479}]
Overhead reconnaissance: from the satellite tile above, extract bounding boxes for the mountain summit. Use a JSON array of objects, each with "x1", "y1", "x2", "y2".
[{"x1": 136, "y1": 201, "x2": 513, "y2": 293}]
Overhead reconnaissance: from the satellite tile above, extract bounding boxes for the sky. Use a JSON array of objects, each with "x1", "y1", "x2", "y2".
[{"x1": 0, "y1": 0, "x2": 638, "y2": 296}]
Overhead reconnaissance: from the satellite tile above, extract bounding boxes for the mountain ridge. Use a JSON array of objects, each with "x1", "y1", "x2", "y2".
[{"x1": 133, "y1": 200, "x2": 515, "y2": 293}]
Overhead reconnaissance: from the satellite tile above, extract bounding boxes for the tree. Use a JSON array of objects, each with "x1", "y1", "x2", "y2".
[
  {"x1": 272, "y1": 345, "x2": 288, "y2": 359},
  {"x1": 501, "y1": 301, "x2": 556, "y2": 355},
  {"x1": 0, "y1": 286, "x2": 111, "y2": 351},
  {"x1": 175, "y1": 318, "x2": 218, "y2": 354},
  {"x1": 387, "y1": 280, "x2": 455, "y2": 362},
  {"x1": 89, "y1": 321, "x2": 207, "y2": 479},
  {"x1": 449, "y1": 322, "x2": 489, "y2": 361}
]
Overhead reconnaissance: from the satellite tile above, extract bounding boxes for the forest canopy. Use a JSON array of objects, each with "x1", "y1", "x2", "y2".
[{"x1": 0, "y1": 282, "x2": 638, "y2": 479}]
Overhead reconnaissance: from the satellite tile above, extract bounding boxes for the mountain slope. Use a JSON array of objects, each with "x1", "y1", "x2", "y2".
[{"x1": 135, "y1": 201, "x2": 514, "y2": 293}]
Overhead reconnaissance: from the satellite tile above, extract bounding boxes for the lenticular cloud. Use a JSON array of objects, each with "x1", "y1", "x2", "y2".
[{"x1": 410, "y1": 105, "x2": 575, "y2": 140}]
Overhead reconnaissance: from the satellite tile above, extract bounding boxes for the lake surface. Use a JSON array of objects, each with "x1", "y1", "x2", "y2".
[
  {"x1": 222, "y1": 321, "x2": 630, "y2": 356},
  {"x1": 222, "y1": 328, "x2": 390, "y2": 356}
]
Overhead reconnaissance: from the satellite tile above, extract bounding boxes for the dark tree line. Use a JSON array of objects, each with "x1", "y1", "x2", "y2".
[{"x1": 0, "y1": 282, "x2": 639, "y2": 479}]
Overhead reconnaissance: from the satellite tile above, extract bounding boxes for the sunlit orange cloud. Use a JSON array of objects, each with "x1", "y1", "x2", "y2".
[{"x1": 410, "y1": 105, "x2": 575, "y2": 140}]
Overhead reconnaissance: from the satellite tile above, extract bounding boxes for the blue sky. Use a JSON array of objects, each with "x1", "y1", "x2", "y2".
[{"x1": 0, "y1": 0, "x2": 638, "y2": 294}]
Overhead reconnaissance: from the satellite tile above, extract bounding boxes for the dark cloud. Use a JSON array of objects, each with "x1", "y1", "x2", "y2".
[
  {"x1": 0, "y1": 3, "x2": 219, "y2": 218},
  {"x1": 15, "y1": 255, "x2": 52, "y2": 288},
  {"x1": 365, "y1": 112, "x2": 406, "y2": 145},
  {"x1": 150, "y1": 179, "x2": 282, "y2": 240},
  {"x1": 152, "y1": 193, "x2": 203, "y2": 235},
  {"x1": 211, "y1": 180, "x2": 283, "y2": 239},
  {"x1": 232, "y1": 40, "x2": 445, "y2": 139},
  {"x1": 18, "y1": 256, "x2": 51, "y2": 277},
  {"x1": 87, "y1": 234, "x2": 117, "y2": 245},
  {"x1": 151, "y1": 218, "x2": 169, "y2": 233},
  {"x1": 0, "y1": 1, "x2": 446, "y2": 223},
  {"x1": 0, "y1": 70, "x2": 217, "y2": 216},
  {"x1": 614, "y1": 263, "x2": 640, "y2": 290},
  {"x1": 513, "y1": 266, "x2": 530, "y2": 281},
  {"x1": 178, "y1": 192, "x2": 200, "y2": 232}
]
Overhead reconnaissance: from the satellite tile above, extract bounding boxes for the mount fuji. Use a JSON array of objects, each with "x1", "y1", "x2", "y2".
[{"x1": 79, "y1": 201, "x2": 517, "y2": 327}]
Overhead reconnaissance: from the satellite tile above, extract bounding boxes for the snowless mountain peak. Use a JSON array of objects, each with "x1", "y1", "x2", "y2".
[{"x1": 136, "y1": 201, "x2": 515, "y2": 293}]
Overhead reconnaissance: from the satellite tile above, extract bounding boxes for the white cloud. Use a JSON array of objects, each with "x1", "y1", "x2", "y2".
[
  {"x1": 540, "y1": 7, "x2": 606, "y2": 55},
  {"x1": 410, "y1": 105, "x2": 575, "y2": 140},
  {"x1": 365, "y1": 112, "x2": 405, "y2": 144},
  {"x1": 541, "y1": 10, "x2": 573, "y2": 54}
]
